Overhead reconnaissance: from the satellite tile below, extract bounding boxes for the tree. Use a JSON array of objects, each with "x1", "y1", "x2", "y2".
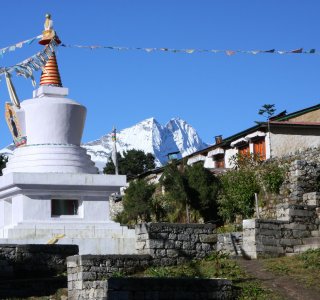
[
  {"x1": 0, "y1": 155, "x2": 8, "y2": 176},
  {"x1": 258, "y1": 104, "x2": 276, "y2": 120},
  {"x1": 116, "y1": 179, "x2": 155, "y2": 224},
  {"x1": 185, "y1": 163, "x2": 220, "y2": 223},
  {"x1": 103, "y1": 152, "x2": 121, "y2": 174},
  {"x1": 159, "y1": 161, "x2": 220, "y2": 223},
  {"x1": 258, "y1": 104, "x2": 276, "y2": 159},
  {"x1": 103, "y1": 149, "x2": 155, "y2": 176},
  {"x1": 218, "y1": 155, "x2": 260, "y2": 223},
  {"x1": 159, "y1": 161, "x2": 191, "y2": 223}
]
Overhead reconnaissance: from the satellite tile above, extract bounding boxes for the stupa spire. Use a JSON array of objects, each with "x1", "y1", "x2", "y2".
[{"x1": 39, "y1": 14, "x2": 62, "y2": 87}]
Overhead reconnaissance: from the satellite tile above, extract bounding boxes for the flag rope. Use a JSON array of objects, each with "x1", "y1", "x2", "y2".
[
  {"x1": 0, "y1": 39, "x2": 57, "y2": 78},
  {"x1": 60, "y1": 44, "x2": 317, "y2": 56},
  {"x1": 0, "y1": 35, "x2": 43, "y2": 58}
]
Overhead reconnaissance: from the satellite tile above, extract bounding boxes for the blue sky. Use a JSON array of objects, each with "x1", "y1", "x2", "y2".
[{"x1": 1, "y1": 1, "x2": 320, "y2": 148}]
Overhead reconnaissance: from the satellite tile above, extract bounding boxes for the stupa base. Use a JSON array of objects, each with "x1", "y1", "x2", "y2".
[{"x1": 0, "y1": 172, "x2": 135, "y2": 254}]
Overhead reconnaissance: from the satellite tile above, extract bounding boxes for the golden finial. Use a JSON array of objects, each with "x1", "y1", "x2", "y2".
[
  {"x1": 39, "y1": 13, "x2": 61, "y2": 45},
  {"x1": 39, "y1": 13, "x2": 62, "y2": 87}
]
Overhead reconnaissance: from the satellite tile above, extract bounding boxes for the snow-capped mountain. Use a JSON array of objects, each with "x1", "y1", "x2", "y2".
[
  {"x1": 84, "y1": 117, "x2": 208, "y2": 170},
  {"x1": 0, "y1": 117, "x2": 208, "y2": 171}
]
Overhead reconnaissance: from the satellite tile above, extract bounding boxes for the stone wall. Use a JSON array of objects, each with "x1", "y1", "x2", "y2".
[
  {"x1": 0, "y1": 244, "x2": 78, "y2": 298},
  {"x1": 242, "y1": 193, "x2": 320, "y2": 258},
  {"x1": 135, "y1": 223, "x2": 217, "y2": 264},
  {"x1": 0, "y1": 244, "x2": 78, "y2": 278},
  {"x1": 68, "y1": 276, "x2": 235, "y2": 300},
  {"x1": 68, "y1": 223, "x2": 218, "y2": 298},
  {"x1": 279, "y1": 148, "x2": 320, "y2": 203},
  {"x1": 217, "y1": 232, "x2": 243, "y2": 257}
]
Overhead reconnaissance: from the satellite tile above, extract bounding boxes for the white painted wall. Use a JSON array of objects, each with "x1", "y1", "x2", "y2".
[
  {"x1": 22, "y1": 86, "x2": 86, "y2": 146},
  {"x1": 270, "y1": 128, "x2": 320, "y2": 158},
  {"x1": 225, "y1": 148, "x2": 238, "y2": 168}
]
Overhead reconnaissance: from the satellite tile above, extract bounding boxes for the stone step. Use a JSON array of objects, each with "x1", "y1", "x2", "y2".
[
  {"x1": 293, "y1": 237, "x2": 320, "y2": 253},
  {"x1": 293, "y1": 243, "x2": 320, "y2": 253},
  {"x1": 301, "y1": 237, "x2": 320, "y2": 245},
  {"x1": 311, "y1": 230, "x2": 320, "y2": 237},
  {"x1": 5, "y1": 226, "x2": 135, "y2": 239},
  {"x1": 276, "y1": 203, "x2": 317, "y2": 221},
  {"x1": 302, "y1": 192, "x2": 320, "y2": 207}
]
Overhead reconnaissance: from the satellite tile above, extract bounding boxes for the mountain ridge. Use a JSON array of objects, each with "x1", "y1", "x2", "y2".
[
  {"x1": 1, "y1": 117, "x2": 209, "y2": 171},
  {"x1": 84, "y1": 117, "x2": 208, "y2": 170}
]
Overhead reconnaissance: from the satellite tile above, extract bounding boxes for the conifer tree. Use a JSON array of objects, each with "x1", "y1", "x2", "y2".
[{"x1": 103, "y1": 149, "x2": 155, "y2": 176}]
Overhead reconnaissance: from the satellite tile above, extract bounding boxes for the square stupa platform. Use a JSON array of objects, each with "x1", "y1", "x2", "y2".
[{"x1": 0, "y1": 85, "x2": 136, "y2": 255}]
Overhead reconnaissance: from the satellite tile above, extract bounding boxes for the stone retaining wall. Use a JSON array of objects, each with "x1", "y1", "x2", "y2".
[
  {"x1": 0, "y1": 244, "x2": 78, "y2": 298},
  {"x1": 68, "y1": 276, "x2": 234, "y2": 300},
  {"x1": 67, "y1": 254, "x2": 152, "y2": 299},
  {"x1": 217, "y1": 232, "x2": 243, "y2": 257},
  {"x1": 0, "y1": 244, "x2": 79, "y2": 279},
  {"x1": 242, "y1": 193, "x2": 320, "y2": 258},
  {"x1": 135, "y1": 222, "x2": 217, "y2": 265},
  {"x1": 279, "y1": 148, "x2": 320, "y2": 203},
  {"x1": 68, "y1": 223, "x2": 218, "y2": 298}
]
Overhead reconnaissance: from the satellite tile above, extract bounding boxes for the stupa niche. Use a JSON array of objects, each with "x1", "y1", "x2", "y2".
[{"x1": 0, "y1": 15, "x2": 135, "y2": 255}]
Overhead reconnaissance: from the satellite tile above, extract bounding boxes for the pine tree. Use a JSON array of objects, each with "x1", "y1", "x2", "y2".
[
  {"x1": 118, "y1": 179, "x2": 155, "y2": 223},
  {"x1": 185, "y1": 163, "x2": 220, "y2": 222},
  {"x1": 103, "y1": 149, "x2": 155, "y2": 176}
]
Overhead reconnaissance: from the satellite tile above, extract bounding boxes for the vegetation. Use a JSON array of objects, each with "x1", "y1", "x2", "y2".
[
  {"x1": 264, "y1": 249, "x2": 320, "y2": 290},
  {"x1": 218, "y1": 153, "x2": 286, "y2": 223},
  {"x1": 258, "y1": 104, "x2": 276, "y2": 120},
  {"x1": 185, "y1": 163, "x2": 220, "y2": 222},
  {"x1": 136, "y1": 251, "x2": 282, "y2": 300},
  {"x1": 159, "y1": 162, "x2": 191, "y2": 223},
  {"x1": 103, "y1": 149, "x2": 155, "y2": 176},
  {"x1": 116, "y1": 161, "x2": 221, "y2": 225},
  {"x1": 115, "y1": 179, "x2": 156, "y2": 224},
  {"x1": 218, "y1": 166, "x2": 259, "y2": 222},
  {"x1": 159, "y1": 161, "x2": 220, "y2": 223}
]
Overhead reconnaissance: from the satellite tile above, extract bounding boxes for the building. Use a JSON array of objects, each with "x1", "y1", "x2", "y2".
[{"x1": 186, "y1": 103, "x2": 320, "y2": 170}]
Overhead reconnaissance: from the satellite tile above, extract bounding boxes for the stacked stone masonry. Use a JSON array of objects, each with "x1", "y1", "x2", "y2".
[
  {"x1": 67, "y1": 257, "x2": 235, "y2": 300},
  {"x1": 242, "y1": 192, "x2": 320, "y2": 258},
  {"x1": 67, "y1": 254, "x2": 153, "y2": 299},
  {"x1": 217, "y1": 232, "x2": 243, "y2": 257},
  {"x1": 279, "y1": 148, "x2": 320, "y2": 203},
  {"x1": 0, "y1": 244, "x2": 78, "y2": 298},
  {"x1": 0, "y1": 244, "x2": 78, "y2": 279},
  {"x1": 68, "y1": 223, "x2": 219, "y2": 299},
  {"x1": 135, "y1": 222, "x2": 217, "y2": 265}
]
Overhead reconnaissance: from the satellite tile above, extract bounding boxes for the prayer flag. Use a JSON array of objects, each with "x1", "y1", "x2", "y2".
[
  {"x1": 291, "y1": 48, "x2": 303, "y2": 53},
  {"x1": 226, "y1": 50, "x2": 236, "y2": 56}
]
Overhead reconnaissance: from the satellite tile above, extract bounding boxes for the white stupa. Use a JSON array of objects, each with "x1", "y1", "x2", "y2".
[{"x1": 0, "y1": 15, "x2": 135, "y2": 254}]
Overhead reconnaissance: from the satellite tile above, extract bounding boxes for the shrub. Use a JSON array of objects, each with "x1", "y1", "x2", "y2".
[
  {"x1": 259, "y1": 161, "x2": 286, "y2": 194},
  {"x1": 116, "y1": 179, "x2": 155, "y2": 224},
  {"x1": 218, "y1": 167, "x2": 259, "y2": 222}
]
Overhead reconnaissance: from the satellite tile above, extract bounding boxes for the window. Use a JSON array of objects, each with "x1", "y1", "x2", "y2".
[
  {"x1": 253, "y1": 138, "x2": 266, "y2": 160},
  {"x1": 51, "y1": 199, "x2": 79, "y2": 216},
  {"x1": 215, "y1": 154, "x2": 225, "y2": 168},
  {"x1": 238, "y1": 144, "x2": 250, "y2": 156}
]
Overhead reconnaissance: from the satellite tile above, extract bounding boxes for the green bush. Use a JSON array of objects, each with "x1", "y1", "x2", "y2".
[
  {"x1": 259, "y1": 161, "x2": 285, "y2": 194},
  {"x1": 116, "y1": 179, "x2": 155, "y2": 224},
  {"x1": 218, "y1": 167, "x2": 259, "y2": 223}
]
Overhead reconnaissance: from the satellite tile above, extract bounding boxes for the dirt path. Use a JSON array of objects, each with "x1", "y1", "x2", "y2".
[{"x1": 237, "y1": 258, "x2": 320, "y2": 300}]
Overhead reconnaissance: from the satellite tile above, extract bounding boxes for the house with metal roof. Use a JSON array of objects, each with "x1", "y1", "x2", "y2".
[{"x1": 186, "y1": 103, "x2": 320, "y2": 171}]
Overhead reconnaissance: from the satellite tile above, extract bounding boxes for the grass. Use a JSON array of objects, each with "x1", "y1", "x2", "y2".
[
  {"x1": 135, "y1": 252, "x2": 283, "y2": 300},
  {"x1": 263, "y1": 249, "x2": 320, "y2": 290}
]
